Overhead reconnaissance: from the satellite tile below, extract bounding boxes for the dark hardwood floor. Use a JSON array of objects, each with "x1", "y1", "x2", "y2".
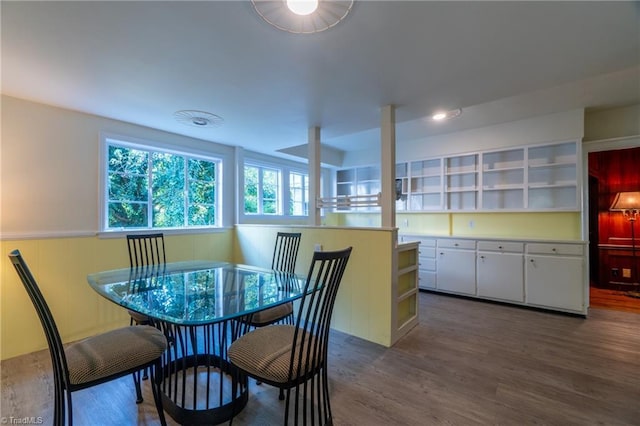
[{"x1": 2, "y1": 292, "x2": 639, "y2": 425}]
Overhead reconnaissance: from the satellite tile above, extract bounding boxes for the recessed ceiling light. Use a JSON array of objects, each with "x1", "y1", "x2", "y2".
[
  {"x1": 174, "y1": 110, "x2": 224, "y2": 128},
  {"x1": 431, "y1": 108, "x2": 462, "y2": 122}
]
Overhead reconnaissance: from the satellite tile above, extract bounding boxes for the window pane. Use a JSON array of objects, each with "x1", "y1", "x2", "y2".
[
  {"x1": 189, "y1": 158, "x2": 215, "y2": 180},
  {"x1": 108, "y1": 146, "x2": 148, "y2": 175},
  {"x1": 108, "y1": 202, "x2": 148, "y2": 228},
  {"x1": 152, "y1": 153, "x2": 185, "y2": 227},
  {"x1": 289, "y1": 172, "x2": 308, "y2": 215},
  {"x1": 244, "y1": 166, "x2": 258, "y2": 214},
  {"x1": 109, "y1": 174, "x2": 148, "y2": 201},
  {"x1": 189, "y1": 204, "x2": 215, "y2": 226},
  {"x1": 262, "y1": 168, "x2": 279, "y2": 214},
  {"x1": 106, "y1": 141, "x2": 220, "y2": 231}
]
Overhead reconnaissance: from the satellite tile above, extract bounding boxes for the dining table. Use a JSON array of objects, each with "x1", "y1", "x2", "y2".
[{"x1": 87, "y1": 260, "x2": 305, "y2": 425}]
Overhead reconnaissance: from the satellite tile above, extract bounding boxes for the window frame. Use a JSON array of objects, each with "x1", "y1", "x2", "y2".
[
  {"x1": 100, "y1": 134, "x2": 223, "y2": 233},
  {"x1": 240, "y1": 156, "x2": 310, "y2": 221}
]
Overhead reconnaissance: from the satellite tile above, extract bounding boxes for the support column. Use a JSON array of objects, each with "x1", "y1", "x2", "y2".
[
  {"x1": 380, "y1": 105, "x2": 396, "y2": 228},
  {"x1": 308, "y1": 126, "x2": 321, "y2": 226}
]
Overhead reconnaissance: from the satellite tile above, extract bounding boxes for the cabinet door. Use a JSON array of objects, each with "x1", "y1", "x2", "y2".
[
  {"x1": 525, "y1": 255, "x2": 584, "y2": 311},
  {"x1": 437, "y1": 249, "x2": 476, "y2": 295},
  {"x1": 477, "y1": 252, "x2": 524, "y2": 302}
]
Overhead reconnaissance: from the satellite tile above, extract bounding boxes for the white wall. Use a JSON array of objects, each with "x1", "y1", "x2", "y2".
[
  {"x1": 1, "y1": 95, "x2": 236, "y2": 238},
  {"x1": 341, "y1": 108, "x2": 585, "y2": 168}
]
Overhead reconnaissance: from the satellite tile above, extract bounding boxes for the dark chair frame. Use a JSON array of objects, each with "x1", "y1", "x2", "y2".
[
  {"x1": 229, "y1": 247, "x2": 352, "y2": 425},
  {"x1": 127, "y1": 233, "x2": 166, "y2": 267},
  {"x1": 8, "y1": 249, "x2": 167, "y2": 426},
  {"x1": 125, "y1": 232, "x2": 166, "y2": 400},
  {"x1": 272, "y1": 232, "x2": 302, "y2": 273}
]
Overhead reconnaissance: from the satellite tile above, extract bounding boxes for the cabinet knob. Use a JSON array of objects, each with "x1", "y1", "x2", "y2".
[
  {"x1": 530, "y1": 258, "x2": 535, "y2": 262},
  {"x1": 498, "y1": 246, "x2": 503, "y2": 249},
  {"x1": 480, "y1": 255, "x2": 485, "y2": 259},
  {"x1": 454, "y1": 243, "x2": 459, "y2": 246}
]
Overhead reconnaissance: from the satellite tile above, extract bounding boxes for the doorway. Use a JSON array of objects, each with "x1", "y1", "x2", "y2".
[{"x1": 587, "y1": 146, "x2": 640, "y2": 314}]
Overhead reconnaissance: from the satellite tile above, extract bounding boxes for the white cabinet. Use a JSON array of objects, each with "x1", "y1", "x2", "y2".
[
  {"x1": 410, "y1": 158, "x2": 442, "y2": 211},
  {"x1": 481, "y1": 148, "x2": 525, "y2": 210},
  {"x1": 336, "y1": 166, "x2": 380, "y2": 211},
  {"x1": 401, "y1": 235, "x2": 586, "y2": 315},
  {"x1": 444, "y1": 154, "x2": 478, "y2": 210},
  {"x1": 437, "y1": 239, "x2": 476, "y2": 295},
  {"x1": 527, "y1": 142, "x2": 578, "y2": 210},
  {"x1": 525, "y1": 243, "x2": 584, "y2": 313},
  {"x1": 400, "y1": 236, "x2": 437, "y2": 290},
  {"x1": 393, "y1": 242, "x2": 420, "y2": 345},
  {"x1": 477, "y1": 241, "x2": 524, "y2": 302},
  {"x1": 391, "y1": 140, "x2": 580, "y2": 213}
]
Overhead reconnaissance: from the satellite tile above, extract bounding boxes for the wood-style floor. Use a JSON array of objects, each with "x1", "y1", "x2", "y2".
[
  {"x1": 2, "y1": 292, "x2": 640, "y2": 425},
  {"x1": 589, "y1": 286, "x2": 640, "y2": 314}
]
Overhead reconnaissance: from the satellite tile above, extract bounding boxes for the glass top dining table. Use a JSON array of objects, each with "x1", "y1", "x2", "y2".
[
  {"x1": 87, "y1": 260, "x2": 305, "y2": 326},
  {"x1": 87, "y1": 260, "x2": 306, "y2": 425}
]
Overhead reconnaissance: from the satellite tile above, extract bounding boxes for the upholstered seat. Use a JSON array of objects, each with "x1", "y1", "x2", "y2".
[
  {"x1": 66, "y1": 326, "x2": 167, "y2": 386},
  {"x1": 248, "y1": 303, "x2": 294, "y2": 327},
  {"x1": 229, "y1": 325, "x2": 318, "y2": 384},
  {"x1": 8, "y1": 249, "x2": 168, "y2": 426},
  {"x1": 229, "y1": 247, "x2": 352, "y2": 425}
]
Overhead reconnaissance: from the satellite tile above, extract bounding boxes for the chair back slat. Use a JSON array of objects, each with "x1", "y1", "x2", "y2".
[
  {"x1": 127, "y1": 233, "x2": 166, "y2": 268},
  {"x1": 289, "y1": 247, "x2": 352, "y2": 382},
  {"x1": 271, "y1": 232, "x2": 301, "y2": 273},
  {"x1": 8, "y1": 250, "x2": 71, "y2": 417}
]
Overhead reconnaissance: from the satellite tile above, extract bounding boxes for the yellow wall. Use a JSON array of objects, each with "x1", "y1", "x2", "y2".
[
  {"x1": 332, "y1": 211, "x2": 582, "y2": 240},
  {"x1": 0, "y1": 231, "x2": 234, "y2": 360},
  {"x1": 236, "y1": 225, "x2": 395, "y2": 346},
  {"x1": 1, "y1": 226, "x2": 399, "y2": 360}
]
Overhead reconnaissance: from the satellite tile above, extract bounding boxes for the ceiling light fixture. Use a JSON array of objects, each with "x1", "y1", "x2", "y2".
[
  {"x1": 174, "y1": 110, "x2": 224, "y2": 128},
  {"x1": 286, "y1": 0, "x2": 318, "y2": 15},
  {"x1": 431, "y1": 108, "x2": 462, "y2": 122},
  {"x1": 251, "y1": 0, "x2": 354, "y2": 34}
]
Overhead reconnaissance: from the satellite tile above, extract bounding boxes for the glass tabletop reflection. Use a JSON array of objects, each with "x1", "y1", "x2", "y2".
[{"x1": 87, "y1": 260, "x2": 304, "y2": 325}]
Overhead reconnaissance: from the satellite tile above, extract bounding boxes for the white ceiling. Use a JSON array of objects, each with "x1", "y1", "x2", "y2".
[{"x1": 2, "y1": 1, "x2": 639, "y2": 164}]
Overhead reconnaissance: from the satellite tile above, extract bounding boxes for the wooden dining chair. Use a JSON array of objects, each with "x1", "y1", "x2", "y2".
[
  {"x1": 8, "y1": 250, "x2": 168, "y2": 426},
  {"x1": 229, "y1": 247, "x2": 352, "y2": 425},
  {"x1": 125, "y1": 232, "x2": 166, "y2": 400}
]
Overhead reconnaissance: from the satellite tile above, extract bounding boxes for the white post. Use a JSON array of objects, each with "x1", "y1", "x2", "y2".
[
  {"x1": 308, "y1": 126, "x2": 321, "y2": 225},
  {"x1": 381, "y1": 105, "x2": 396, "y2": 229}
]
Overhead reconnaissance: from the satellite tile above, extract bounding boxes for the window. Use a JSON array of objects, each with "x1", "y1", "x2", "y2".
[
  {"x1": 243, "y1": 162, "x2": 308, "y2": 218},
  {"x1": 244, "y1": 164, "x2": 281, "y2": 215},
  {"x1": 105, "y1": 140, "x2": 220, "y2": 230},
  {"x1": 289, "y1": 172, "x2": 309, "y2": 215}
]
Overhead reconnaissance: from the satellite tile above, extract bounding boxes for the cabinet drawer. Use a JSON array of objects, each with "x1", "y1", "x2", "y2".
[
  {"x1": 437, "y1": 239, "x2": 476, "y2": 250},
  {"x1": 419, "y1": 246, "x2": 436, "y2": 259},
  {"x1": 420, "y1": 258, "x2": 436, "y2": 271},
  {"x1": 477, "y1": 241, "x2": 524, "y2": 253},
  {"x1": 526, "y1": 243, "x2": 583, "y2": 256}
]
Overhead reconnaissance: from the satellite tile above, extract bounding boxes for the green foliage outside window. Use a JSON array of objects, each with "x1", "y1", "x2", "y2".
[{"x1": 107, "y1": 143, "x2": 218, "y2": 229}]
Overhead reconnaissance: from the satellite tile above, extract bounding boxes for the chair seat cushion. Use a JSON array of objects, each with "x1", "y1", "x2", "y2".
[
  {"x1": 66, "y1": 325, "x2": 167, "y2": 385},
  {"x1": 248, "y1": 302, "x2": 293, "y2": 326},
  {"x1": 228, "y1": 324, "x2": 318, "y2": 384}
]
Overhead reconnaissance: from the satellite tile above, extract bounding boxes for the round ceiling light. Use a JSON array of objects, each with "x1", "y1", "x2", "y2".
[
  {"x1": 286, "y1": 0, "x2": 318, "y2": 16},
  {"x1": 251, "y1": 0, "x2": 354, "y2": 34},
  {"x1": 174, "y1": 110, "x2": 224, "y2": 128}
]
